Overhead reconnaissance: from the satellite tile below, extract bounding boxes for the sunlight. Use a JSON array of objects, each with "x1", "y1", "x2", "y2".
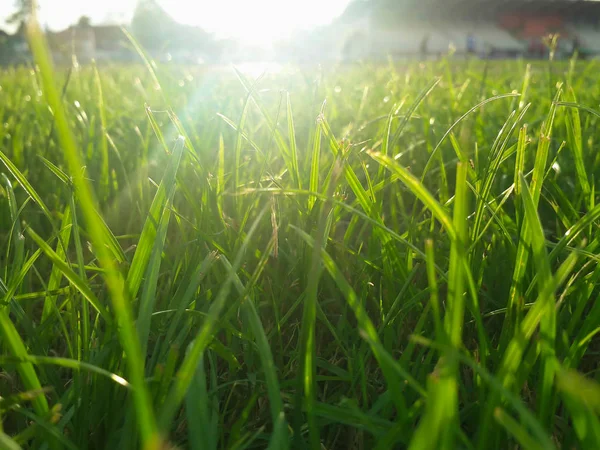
[
  {"x1": 161, "y1": 0, "x2": 352, "y2": 46},
  {"x1": 1, "y1": 0, "x2": 351, "y2": 47}
]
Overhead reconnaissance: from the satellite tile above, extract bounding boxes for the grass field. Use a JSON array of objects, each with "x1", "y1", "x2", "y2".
[{"x1": 1, "y1": 27, "x2": 600, "y2": 450}]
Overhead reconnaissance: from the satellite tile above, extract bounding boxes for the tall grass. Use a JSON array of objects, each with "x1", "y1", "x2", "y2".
[{"x1": 1, "y1": 21, "x2": 600, "y2": 449}]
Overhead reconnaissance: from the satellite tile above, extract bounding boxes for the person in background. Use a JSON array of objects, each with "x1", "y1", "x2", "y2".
[
  {"x1": 467, "y1": 32, "x2": 476, "y2": 56},
  {"x1": 572, "y1": 35, "x2": 582, "y2": 59},
  {"x1": 420, "y1": 34, "x2": 429, "y2": 59}
]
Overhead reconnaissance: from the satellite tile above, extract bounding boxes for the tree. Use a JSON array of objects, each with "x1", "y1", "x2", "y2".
[
  {"x1": 131, "y1": 0, "x2": 173, "y2": 50},
  {"x1": 77, "y1": 15, "x2": 92, "y2": 28},
  {"x1": 7, "y1": 0, "x2": 36, "y2": 27}
]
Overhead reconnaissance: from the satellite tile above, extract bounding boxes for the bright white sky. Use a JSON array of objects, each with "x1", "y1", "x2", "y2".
[{"x1": 0, "y1": 0, "x2": 352, "y2": 45}]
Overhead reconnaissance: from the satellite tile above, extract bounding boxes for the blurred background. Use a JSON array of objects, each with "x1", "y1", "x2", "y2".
[{"x1": 1, "y1": 0, "x2": 600, "y2": 66}]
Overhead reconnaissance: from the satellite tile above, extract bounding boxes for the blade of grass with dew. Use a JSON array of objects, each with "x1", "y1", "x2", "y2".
[
  {"x1": 2, "y1": 248, "x2": 43, "y2": 308},
  {"x1": 0, "y1": 355, "x2": 130, "y2": 390},
  {"x1": 38, "y1": 155, "x2": 71, "y2": 186},
  {"x1": 548, "y1": 202, "x2": 600, "y2": 262},
  {"x1": 554, "y1": 101, "x2": 600, "y2": 120},
  {"x1": 519, "y1": 63, "x2": 531, "y2": 110},
  {"x1": 1, "y1": 174, "x2": 25, "y2": 284},
  {"x1": 0, "y1": 149, "x2": 53, "y2": 223}
]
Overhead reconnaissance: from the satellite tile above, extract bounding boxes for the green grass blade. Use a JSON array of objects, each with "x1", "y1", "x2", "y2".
[
  {"x1": 556, "y1": 369, "x2": 600, "y2": 448},
  {"x1": 26, "y1": 227, "x2": 111, "y2": 323},
  {"x1": 126, "y1": 137, "x2": 184, "y2": 302},
  {"x1": 493, "y1": 408, "x2": 545, "y2": 450},
  {"x1": 410, "y1": 162, "x2": 469, "y2": 450},
  {"x1": 41, "y1": 204, "x2": 72, "y2": 323},
  {"x1": 221, "y1": 256, "x2": 289, "y2": 445},
  {"x1": 158, "y1": 205, "x2": 269, "y2": 430},
  {"x1": 38, "y1": 155, "x2": 71, "y2": 186},
  {"x1": 185, "y1": 356, "x2": 218, "y2": 450},
  {"x1": 0, "y1": 149, "x2": 52, "y2": 222},
  {"x1": 421, "y1": 92, "x2": 520, "y2": 179},
  {"x1": 308, "y1": 118, "x2": 322, "y2": 211},
  {"x1": 563, "y1": 89, "x2": 590, "y2": 199},
  {"x1": 425, "y1": 239, "x2": 443, "y2": 341},
  {"x1": 93, "y1": 62, "x2": 110, "y2": 200},
  {"x1": 504, "y1": 96, "x2": 558, "y2": 333},
  {"x1": 26, "y1": 15, "x2": 160, "y2": 449},
  {"x1": 295, "y1": 205, "x2": 330, "y2": 450},
  {"x1": 368, "y1": 151, "x2": 456, "y2": 241},
  {"x1": 0, "y1": 308, "x2": 48, "y2": 418},
  {"x1": 2, "y1": 174, "x2": 25, "y2": 283},
  {"x1": 0, "y1": 432, "x2": 21, "y2": 450},
  {"x1": 478, "y1": 250, "x2": 579, "y2": 445},
  {"x1": 519, "y1": 173, "x2": 555, "y2": 424},
  {"x1": 286, "y1": 92, "x2": 301, "y2": 190},
  {"x1": 135, "y1": 138, "x2": 184, "y2": 354},
  {"x1": 0, "y1": 355, "x2": 130, "y2": 389},
  {"x1": 388, "y1": 77, "x2": 440, "y2": 150}
]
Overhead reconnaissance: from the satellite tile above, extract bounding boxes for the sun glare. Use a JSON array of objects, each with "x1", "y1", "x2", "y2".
[
  {"x1": 164, "y1": 0, "x2": 351, "y2": 46},
  {"x1": 1, "y1": 0, "x2": 351, "y2": 47}
]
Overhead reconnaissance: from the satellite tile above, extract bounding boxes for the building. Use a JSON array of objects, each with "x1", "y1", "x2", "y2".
[
  {"x1": 290, "y1": 0, "x2": 600, "y2": 61},
  {"x1": 47, "y1": 20, "x2": 133, "y2": 64}
]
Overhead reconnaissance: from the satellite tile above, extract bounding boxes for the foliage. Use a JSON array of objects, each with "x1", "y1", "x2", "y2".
[{"x1": 6, "y1": 0, "x2": 34, "y2": 26}]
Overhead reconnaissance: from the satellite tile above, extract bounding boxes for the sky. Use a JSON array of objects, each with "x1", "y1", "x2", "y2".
[{"x1": 0, "y1": 0, "x2": 352, "y2": 45}]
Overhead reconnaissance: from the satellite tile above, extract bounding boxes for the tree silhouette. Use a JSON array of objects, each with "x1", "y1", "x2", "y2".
[
  {"x1": 7, "y1": 0, "x2": 36, "y2": 27},
  {"x1": 77, "y1": 15, "x2": 92, "y2": 28}
]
